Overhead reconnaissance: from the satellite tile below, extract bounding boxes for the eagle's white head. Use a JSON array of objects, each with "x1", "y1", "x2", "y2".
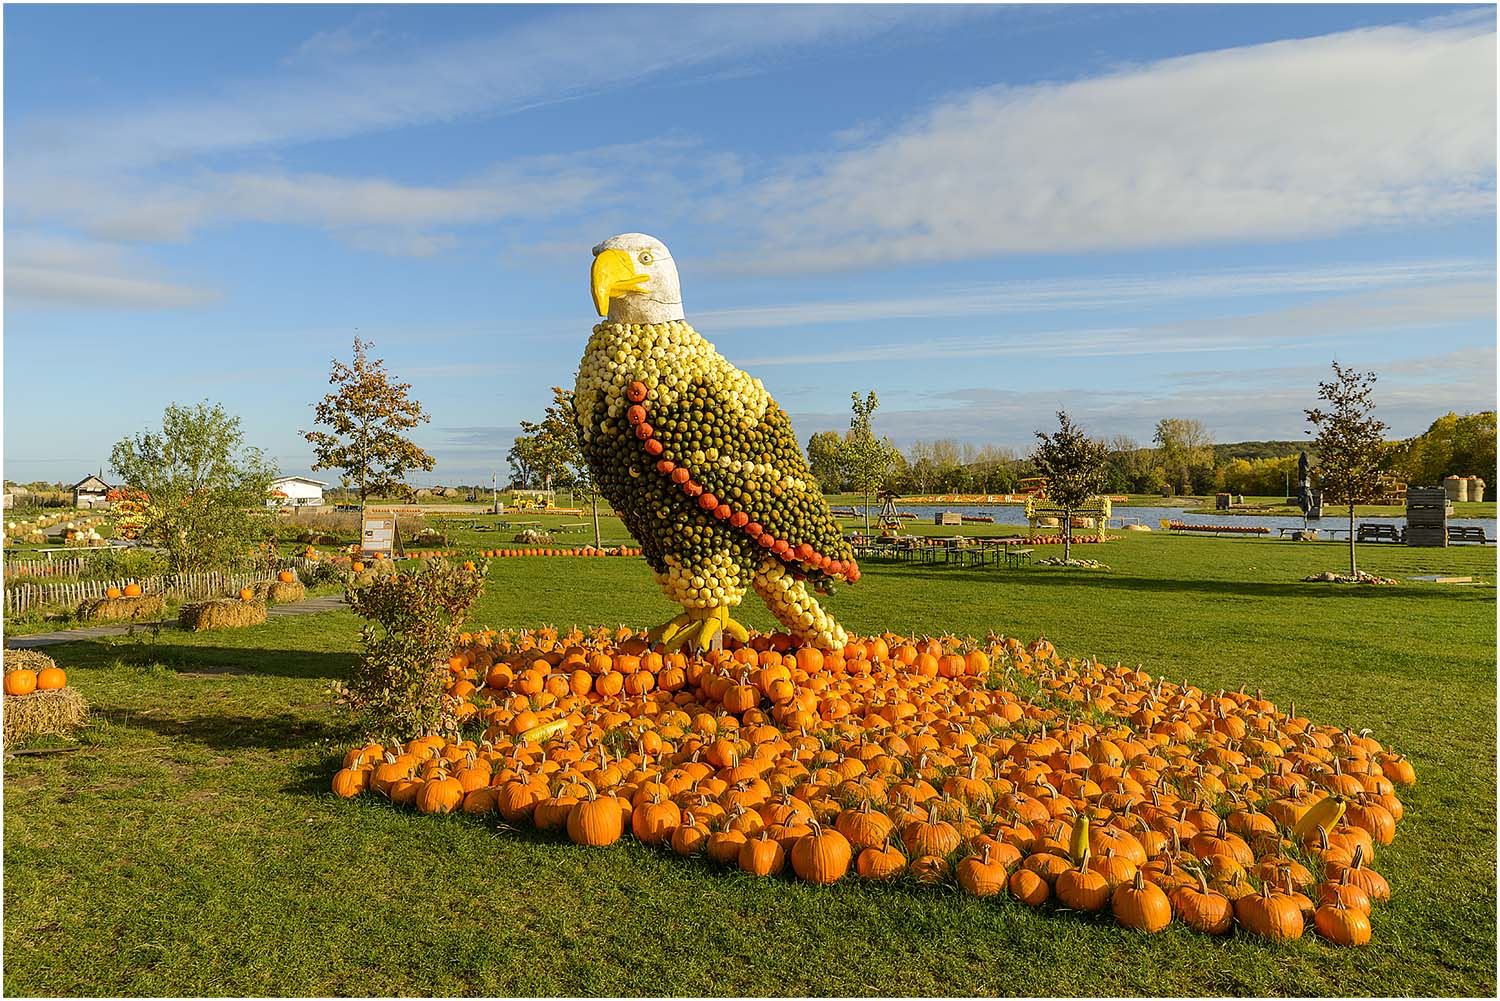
[{"x1": 590, "y1": 232, "x2": 684, "y2": 325}]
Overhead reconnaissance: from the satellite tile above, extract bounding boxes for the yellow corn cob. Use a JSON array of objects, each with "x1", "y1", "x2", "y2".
[
  {"x1": 1292, "y1": 793, "x2": 1346, "y2": 840},
  {"x1": 518, "y1": 719, "x2": 568, "y2": 745}
]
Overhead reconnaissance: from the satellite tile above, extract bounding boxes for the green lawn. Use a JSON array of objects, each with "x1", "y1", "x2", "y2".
[{"x1": 4, "y1": 533, "x2": 1496, "y2": 996}]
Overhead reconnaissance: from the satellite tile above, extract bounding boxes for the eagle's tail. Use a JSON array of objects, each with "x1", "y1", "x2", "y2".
[{"x1": 751, "y1": 558, "x2": 849, "y2": 652}]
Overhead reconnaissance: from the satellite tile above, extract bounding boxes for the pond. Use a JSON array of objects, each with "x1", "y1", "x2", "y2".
[{"x1": 837, "y1": 503, "x2": 1498, "y2": 534}]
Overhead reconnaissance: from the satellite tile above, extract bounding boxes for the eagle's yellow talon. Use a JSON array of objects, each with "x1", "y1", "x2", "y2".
[
  {"x1": 699, "y1": 618, "x2": 723, "y2": 648},
  {"x1": 651, "y1": 612, "x2": 693, "y2": 645},
  {"x1": 662, "y1": 620, "x2": 703, "y2": 653},
  {"x1": 722, "y1": 617, "x2": 750, "y2": 644}
]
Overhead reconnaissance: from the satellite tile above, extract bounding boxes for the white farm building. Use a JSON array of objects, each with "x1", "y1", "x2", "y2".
[{"x1": 268, "y1": 476, "x2": 327, "y2": 508}]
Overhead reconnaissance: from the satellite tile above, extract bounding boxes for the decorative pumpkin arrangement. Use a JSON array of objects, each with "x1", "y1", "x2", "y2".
[
  {"x1": 333, "y1": 625, "x2": 1413, "y2": 945},
  {"x1": 4, "y1": 650, "x2": 87, "y2": 749},
  {"x1": 416, "y1": 548, "x2": 642, "y2": 559},
  {"x1": 4, "y1": 664, "x2": 68, "y2": 695},
  {"x1": 1167, "y1": 522, "x2": 1272, "y2": 536}
]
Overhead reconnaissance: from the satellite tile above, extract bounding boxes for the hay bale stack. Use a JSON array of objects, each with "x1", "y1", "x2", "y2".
[
  {"x1": 76, "y1": 593, "x2": 167, "y2": 623},
  {"x1": 179, "y1": 598, "x2": 268, "y2": 632},
  {"x1": 266, "y1": 580, "x2": 306, "y2": 604},
  {"x1": 4, "y1": 648, "x2": 59, "y2": 673},
  {"x1": 3, "y1": 687, "x2": 90, "y2": 749}
]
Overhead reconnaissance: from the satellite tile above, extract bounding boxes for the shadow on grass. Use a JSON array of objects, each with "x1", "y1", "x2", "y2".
[
  {"x1": 120, "y1": 709, "x2": 342, "y2": 751},
  {"x1": 864, "y1": 565, "x2": 1488, "y2": 601},
  {"x1": 39, "y1": 638, "x2": 360, "y2": 680}
]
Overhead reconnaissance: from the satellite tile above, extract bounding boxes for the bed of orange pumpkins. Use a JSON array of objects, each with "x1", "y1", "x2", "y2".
[{"x1": 332, "y1": 627, "x2": 1410, "y2": 946}]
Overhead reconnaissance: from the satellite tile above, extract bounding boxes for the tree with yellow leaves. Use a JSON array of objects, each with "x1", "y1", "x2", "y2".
[{"x1": 302, "y1": 338, "x2": 435, "y2": 503}]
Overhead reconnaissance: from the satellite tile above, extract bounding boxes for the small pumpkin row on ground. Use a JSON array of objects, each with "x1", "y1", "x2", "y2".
[{"x1": 473, "y1": 548, "x2": 642, "y2": 558}]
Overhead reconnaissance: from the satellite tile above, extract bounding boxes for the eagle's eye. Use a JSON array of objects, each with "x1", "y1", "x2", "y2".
[{"x1": 638, "y1": 251, "x2": 653, "y2": 265}]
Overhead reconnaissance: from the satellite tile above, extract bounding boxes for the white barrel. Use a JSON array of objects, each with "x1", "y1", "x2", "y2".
[{"x1": 1444, "y1": 475, "x2": 1466, "y2": 502}]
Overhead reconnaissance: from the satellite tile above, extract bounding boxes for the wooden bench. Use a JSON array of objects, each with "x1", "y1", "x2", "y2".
[
  {"x1": 1448, "y1": 525, "x2": 1492, "y2": 545},
  {"x1": 1357, "y1": 523, "x2": 1403, "y2": 544},
  {"x1": 1003, "y1": 547, "x2": 1034, "y2": 568}
]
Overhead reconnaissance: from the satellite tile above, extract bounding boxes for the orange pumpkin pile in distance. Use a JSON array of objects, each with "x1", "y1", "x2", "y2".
[
  {"x1": 333, "y1": 627, "x2": 1411, "y2": 946},
  {"x1": 405, "y1": 549, "x2": 639, "y2": 564}
]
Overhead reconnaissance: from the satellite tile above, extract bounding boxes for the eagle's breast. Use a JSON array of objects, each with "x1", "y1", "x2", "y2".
[{"x1": 576, "y1": 321, "x2": 772, "y2": 447}]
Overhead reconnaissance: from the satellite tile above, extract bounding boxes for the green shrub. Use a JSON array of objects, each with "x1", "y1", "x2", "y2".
[
  {"x1": 82, "y1": 549, "x2": 169, "y2": 582},
  {"x1": 298, "y1": 562, "x2": 344, "y2": 588},
  {"x1": 335, "y1": 557, "x2": 486, "y2": 743}
]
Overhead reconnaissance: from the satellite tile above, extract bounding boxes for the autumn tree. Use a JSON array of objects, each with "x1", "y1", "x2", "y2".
[
  {"x1": 1031, "y1": 411, "x2": 1110, "y2": 562},
  {"x1": 805, "y1": 431, "x2": 846, "y2": 492},
  {"x1": 510, "y1": 386, "x2": 601, "y2": 546},
  {"x1": 841, "y1": 391, "x2": 901, "y2": 535},
  {"x1": 110, "y1": 401, "x2": 277, "y2": 572},
  {"x1": 1306, "y1": 362, "x2": 1389, "y2": 577},
  {"x1": 1153, "y1": 418, "x2": 1213, "y2": 495},
  {"x1": 1388, "y1": 411, "x2": 1496, "y2": 496},
  {"x1": 302, "y1": 338, "x2": 435, "y2": 503}
]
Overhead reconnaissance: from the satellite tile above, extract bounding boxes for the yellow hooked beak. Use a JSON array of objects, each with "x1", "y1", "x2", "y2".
[{"x1": 591, "y1": 248, "x2": 649, "y2": 316}]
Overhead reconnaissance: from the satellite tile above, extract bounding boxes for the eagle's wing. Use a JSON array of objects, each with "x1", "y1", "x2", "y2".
[{"x1": 644, "y1": 375, "x2": 858, "y2": 583}]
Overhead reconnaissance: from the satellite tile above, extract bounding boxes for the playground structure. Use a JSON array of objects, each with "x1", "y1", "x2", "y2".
[
  {"x1": 1024, "y1": 490, "x2": 1112, "y2": 542},
  {"x1": 875, "y1": 492, "x2": 905, "y2": 537}
]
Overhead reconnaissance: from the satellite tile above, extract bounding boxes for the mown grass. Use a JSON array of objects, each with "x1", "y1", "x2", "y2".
[{"x1": 3, "y1": 533, "x2": 1495, "y2": 996}]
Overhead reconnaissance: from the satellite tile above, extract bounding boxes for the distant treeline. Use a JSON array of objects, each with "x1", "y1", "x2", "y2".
[{"x1": 800, "y1": 411, "x2": 1496, "y2": 500}]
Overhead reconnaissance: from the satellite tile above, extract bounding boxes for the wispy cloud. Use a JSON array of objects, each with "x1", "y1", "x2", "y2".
[
  {"x1": 727, "y1": 20, "x2": 1496, "y2": 270},
  {"x1": 9, "y1": 140, "x2": 734, "y2": 250},
  {"x1": 8, "y1": 6, "x2": 973, "y2": 174},
  {"x1": 698, "y1": 259, "x2": 1495, "y2": 331},
  {"x1": 3, "y1": 233, "x2": 217, "y2": 310},
  {"x1": 731, "y1": 278, "x2": 1494, "y2": 369}
]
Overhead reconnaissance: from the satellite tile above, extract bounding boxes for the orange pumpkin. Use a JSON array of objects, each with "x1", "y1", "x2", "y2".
[{"x1": 5, "y1": 670, "x2": 38, "y2": 696}]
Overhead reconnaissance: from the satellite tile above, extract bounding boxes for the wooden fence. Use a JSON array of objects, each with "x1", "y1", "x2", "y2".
[
  {"x1": 3, "y1": 557, "x2": 323, "y2": 616},
  {"x1": 4, "y1": 556, "x2": 90, "y2": 579}
]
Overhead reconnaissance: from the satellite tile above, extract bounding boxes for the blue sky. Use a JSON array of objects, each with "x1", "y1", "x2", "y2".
[{"x1": 4, "y1": 3, "x2": 1496, "y2": 487}]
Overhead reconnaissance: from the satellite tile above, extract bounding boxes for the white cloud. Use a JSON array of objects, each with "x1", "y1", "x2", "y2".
[
  {"x1": 7, "y1": 6, "x2": 971, "y2": 174},
  {"x1": 731, "y1": 21, "x2": 1496, "y2": 269},
  {"x1": 730, "y1": 278, "x2": 1495, "y2": 368},
  {"x1": 8, "y1": 141, "x2": 730, "y2": 251},
  {"x1": 3, "y1": 234, "x2": 216, "y2": 310},
  {"x1": 697, "y1": 259, "x2": 1494, "y2": 331}
]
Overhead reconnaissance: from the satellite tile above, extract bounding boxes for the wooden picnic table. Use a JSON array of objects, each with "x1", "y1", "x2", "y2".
[{"x1": 1357, "y1": 523, "x2": 1404, "y2": 544}]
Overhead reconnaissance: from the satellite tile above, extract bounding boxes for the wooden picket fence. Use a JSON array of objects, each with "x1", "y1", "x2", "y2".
[
  {"x1": 3, "y1": 556, "x2": 90, "y2": 579},
  {"x1": 3, "y1": 557, "x2": 324, "y2": 616}
]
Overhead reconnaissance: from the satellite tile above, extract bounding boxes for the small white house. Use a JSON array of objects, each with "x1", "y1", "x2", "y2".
[
  {"x1": 72, "y1": 474, "x2": 111, "y2": 509},
  {"x1": 268, "y1": 476, "x2": 327, "y2": 508}
]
